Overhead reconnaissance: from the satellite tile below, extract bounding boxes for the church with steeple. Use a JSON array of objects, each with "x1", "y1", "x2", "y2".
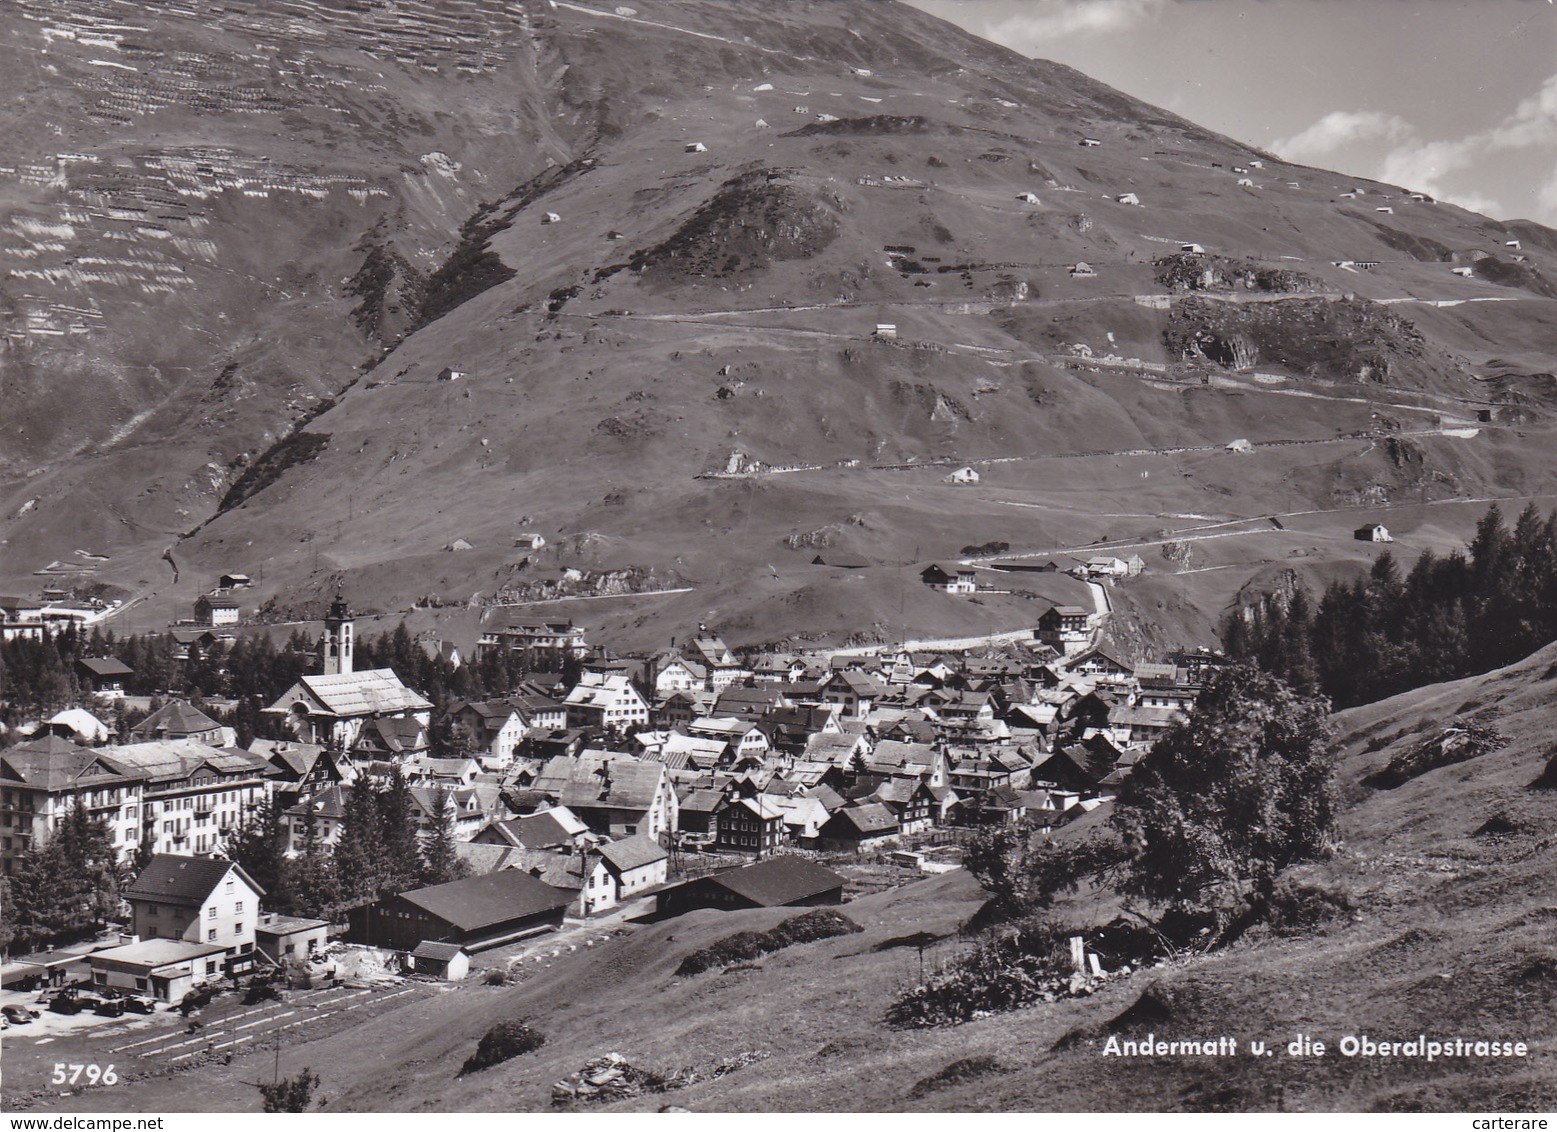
[{"x1": 261, "y1": 595, "x2": 432, "y2": 753}]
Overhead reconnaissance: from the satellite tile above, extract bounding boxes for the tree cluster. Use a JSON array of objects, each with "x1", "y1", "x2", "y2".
[
  {"x1": 3, "y1": 803, "x2": 121, "y2": 953},
  {"x1": 1225, "y1": 503, "x2": 1557, "y2": 708}
]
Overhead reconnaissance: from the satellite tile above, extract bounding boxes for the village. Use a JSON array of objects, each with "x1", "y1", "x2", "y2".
[{"x1": 0, "y1": 547, "x2": 1220, "y2": 1063}]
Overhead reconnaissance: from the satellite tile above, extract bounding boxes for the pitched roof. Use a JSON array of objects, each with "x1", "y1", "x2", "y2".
[
  {"x1": 597, "y1": 834, "x2": 667, "y2": 872},
  {"x1": 250, "y1": 740, "x2": 329, "y2": 779},
  {"x1": 398, "y1": 869, "x2": 572, "y2": 930},
  {"x1": 481, "y1": 807, "x2": 586, "y2": 849},
  {"x1": 105, "y1": 740, "x2": 273, "y2": 785},
  {"x1": 124, "y1": 854, "x2": 262, "y2": 905},
  {"x1": 287, "y1": 669, "x2": 432, "y2": 716},
  {"x1": 529, "y1": 751, "x2": 668, "y2": 812},
  {"x1": 409, "y1": 940, "x2": 468, "y2": 961},
  {"x1": 132, "y1": 700, "x2": 221, "y2": 736},
  {"x1": 829, "y1": 803, "x2": 899, "y2": 835},
  {"x1": 77, "y1": 657, "x2": 134, "y2": 678},
  {"x1": 700, "y1": 857, "x2": 846, "y2": 906}
]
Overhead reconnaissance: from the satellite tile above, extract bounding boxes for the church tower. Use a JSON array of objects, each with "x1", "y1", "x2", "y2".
[{"x1": 321, "y1": 594, "x2": 353, "y2": 676}]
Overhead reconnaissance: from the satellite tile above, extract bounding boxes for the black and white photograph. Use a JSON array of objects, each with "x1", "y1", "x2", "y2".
[{"x1": 1, "y1": 0, "x2": 1554, "y2": 1120}]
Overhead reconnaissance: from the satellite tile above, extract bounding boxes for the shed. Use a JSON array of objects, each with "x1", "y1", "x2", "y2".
[
  {"x1": 255, "y1": 913, "x2": 332, "y2": 964},
  {"x1": 438, "y1": 367, "x2": 468, "y2": 381},
  {"x1": 219, "y1": 572, "x2": 253, "y2": 589},
  {"x1": 1070, "y1": 262, "x2": 1096, "y2": 277},
  {"x1": 655, "y1": 857, "x2": 845, "y2": 916},
  {"x1": 1354, "y1": 523, "x2": 1393, "y2": 543},
  {"x1": 408, "y1": 940, "x2": 471, "y2": 981},
  {"x1": 1237, "y1": 178, "x2": 1255, "y2": 187},
  {"x1": 445, "y1": 538, "x2": 476, "y2": 552},
  {"x1": 1180, "y1": 243, "x2": 1205, "y2": 254},
  {"x1": 1015, "y1": 191, "x2": 1041, "y2": 204},
  {"x1": 1225, "y1": 438, "x2": 1253, "y2": 453},
  {"x1": 873, "y1": 323, "x2": 898, "y2": 340},
  {"x1": 1117, "y1": 193, "x2": 1141, "y2": 206},
  {"x1": 1079, "y1": 137, "x2": 1102, "y2": 147},
  {"x1": 944, "y1": 465, "x2": 980, "y2": 485},
  {"x1": 542, "y1": 212, "x2": 562, "y2": 224},
  {"x1": 685, "y1": 142, "x2": 708, "y2": 153}
]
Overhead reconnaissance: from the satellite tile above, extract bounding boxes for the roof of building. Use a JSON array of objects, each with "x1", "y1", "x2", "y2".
[
  {"x1": 45, "y1": 708, "x2": 112, "y2": 741},
  {"x1": 250, "y1": 740, "x2": 329, "y2": 779},
  {"x1": 564, "y1": 672, "x2": 641, "y2": 707},
  {"x1": 275, "y1": 669, "x2": 433, "y2": 717},
  {"x1": 132, "y1": 700, "x2": 221, "y2": 736},
  {"x1": 597, "y1": 834, "x2": 668, "y2": 872},
  {"x1": 103, "y1": 740, "x2": 272, "y2": 786},
  {"x1": 399, "y1": 869, "x2": 572, "y2": 930},
  {"x1": 255, "y1": 914, "x2": 331, "y2": 936},
  {"x1": 409, "y1": 940, "x2": 469, "y2": 961},
  {"x1": 480, "y1": 807, "x2": 588, "y2": 849},
  {"x1": 698, "y1": 857, "x2": 846, "y2": 906},
  {"x1": 77, "y1": 657, "x2": 134, "y2": 678},
  {"x1": 829, "y1": 802, "x2": 899, "y2": 835},
  {"x1": 0, "y1": 738, "x2": 135, "y2": 791},
  {"x1": 679, "y1": 789, "x2": 728, "y2": 814},
  {"x1": 124, "y1": 854, "x2": 263, "y2": 906},
  {"x1": 529, "y1": 752, "x2": 668, "y2": 812},
  {"x1": 90, "y1": 939, "x2": 229, "y2": 968}
]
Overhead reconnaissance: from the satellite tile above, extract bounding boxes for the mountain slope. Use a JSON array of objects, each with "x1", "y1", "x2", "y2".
[{"x1": 3, "y1": 0, "x2": 1556, "y2": 652}]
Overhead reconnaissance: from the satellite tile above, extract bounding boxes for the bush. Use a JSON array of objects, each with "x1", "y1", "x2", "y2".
[
  {"x1": 676, "y1": 909, "x2": 861, "y2": 976},
  {"x1": 460, "y1": 1020, "x2": 545, "y2": 1076},
  {"x1": 888, "y1": 921, "x2": 1069, "y2": 1028},
  {"x1": 1267, "y1": 875, "x2": 1355, "y2": 935},
  {"x1": 483, "y1": 968, "x2": 510, "y2": 986}
]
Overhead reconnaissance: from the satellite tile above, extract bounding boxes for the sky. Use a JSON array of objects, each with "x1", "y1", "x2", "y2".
[{"x1": 906, "y1": 0, "x2": 1557, "y2": 227}]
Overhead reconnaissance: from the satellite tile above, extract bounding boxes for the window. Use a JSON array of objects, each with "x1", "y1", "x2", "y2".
[
  {"x1": 148, "y1": 903, "x2": 159, "y2": 916},
  {"x1": 234, "y1": 923, "x2": 242, "y2": 936},
  {"x1": 94, "y1": 971, "x2": 107, "y2": 984},
  {"x1": 234, "y1": 901, "x2": 243, "y2": 914},
  {"x1": 206, "y1": 959, "x2": 218, "y2": 975},
  {"x1": 208, "y1": 928, "x2": 217, "y2": 942},
  {"x1": 225, "y1": 878, "x2": 234, "y2": 893},
  {"x1": 208, "y1": 906, "x2": 217, "y2": 919}
]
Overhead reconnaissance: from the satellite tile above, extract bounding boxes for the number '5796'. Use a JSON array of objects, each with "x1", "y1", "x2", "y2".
[{"x1": 52, "y1": 1063, "x2": 119, "y2": 1086}]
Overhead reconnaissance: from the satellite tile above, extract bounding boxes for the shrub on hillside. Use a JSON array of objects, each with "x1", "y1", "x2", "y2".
[
  {"x1": 459, "y1": 1020, "x2": 545, "y2": 1076},
  {"x1": 887, "y1": 921, "x2": 1073, "y2": 1028},
  {"x1": 1365, "y1": 721, "x2": 1505, "y2": 789},
  {"x1": 675, "y1": 909, "x2": 861, "y2": 976},
  {"x1": 1267, "y1": 873, "x2": 1356, "y2": 935}
]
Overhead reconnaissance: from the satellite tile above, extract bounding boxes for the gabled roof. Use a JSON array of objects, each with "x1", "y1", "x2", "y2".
[
  {"x1": 250, "y1": 739, "x2": 329, "y2": 779},
  {"x1": 399, "y1": 869, "x2": 571, "y2": 930},
  {"x1": 77, "y1": 657, "x2": 134, "y2": 678},
  {"x1": 825, "y1": 669, "x2": 889, "y2": 697},
  {"x1": 529, "y1": 752, "x2": 669, "y2": 812},
  {"x1": 410, "y1": 940, "x2": 468, "y2": 961},
  {"x1": 479, "y1": 806, "x2": 588, "y2": 849},
  {"x1": 0, "y1": 738, "x2": 136, "y2": 791},
  {"x1": 597, "y1": 834, "x2": 668, "y2": 872},
  {"x1": 680, "y1": 789, "x2": 729, "y2": 814},
  {"x1": 828, "y1": 803, "x2": 899, "y2": 835},
  {"x1": 699, "y1": 857, "x2": 846, "y2": 906},
  {"x1": 269, "y1": 669, "x2": 432, "y2": 717},
  {"x1": 124, "y1": 854, "x2": 263, "y2": 905}
]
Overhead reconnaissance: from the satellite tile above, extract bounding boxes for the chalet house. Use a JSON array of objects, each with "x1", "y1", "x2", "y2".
[
  {"x1": 713, "y1": 685, "x2": 791, "y2": 720},
  {"x1": 526, "y1": 752, "x2": 679, "y2": 840},
  {"x1": 447, "y1": 700, "x2": 528, "y2": 768},
  {"x1": 283, "y1": 785, "x2": 349, "y2": 854},
  {"x1": 820, "y1": 669, "x2": 889, "y2": 720},
  {"x1": 751, "y1": 654, "x2": 810, "y2": 683},
  {"x1": 170, "y1": 627, "x2": 228, "y2": 663},
  {"x1": 715, "y1": 796, "x2": 786, "y2": 854},
  {"x1": 864, "y1": 778, "x2": 935, "y2": 833},
  {"x1": 1067, "y1": 647, "x2": 1136, "y2": 686},
  {"x1": 1355, "y1": 523, "x2": 1393, "y2": 543},
  {"x1": 862, "y1": 740, "x2": 945, "y2": 787},
  {"x1": 353, "y1": 716, "x2": 431, "y2": 761},
  {"x1": 652, "y1": 653, "x2": 708, "y2": 697},
  {"x1": 263, "y1": 669, "x2": 432, "y2": 752},
  {"x1": 655, "y1": 857, "x2": 845, "y2": 916},
  {"x1": 510, "y1": 688, "x2": 568, "y2": 732},
  {"x1": 75, "y1": 657, "x2": 134, "y2": 699},
  {"x1": 596, "y1": 834, "x2": 670, "y2": 905},
  {"x1": 249, "y1": 740, "x2": 350, "y2": 806},
  {"x1": 944, "y1": 466, "x2": 980, "y2": 485},
  {"x1": 1029, "y1": 747, "x2": 1098, "y2": 792},
  {"x1": 920, "y1": 564, "x2": 977, "y2": 594},
  {"x1": 1109, "y1": 705, "x2": 1186, "y2": 748},
  {"x1": 685, "y1": 636, "x2": 751, "y2": 690},
  {"x1": 119, "y1": 854, "x2": 264, "y2": 979},
  {"x1": 764, "y1": 790, "x2": 833, "y2": 845},
  {"x1": 688, "y1": 717, "x2": 770, "y2": 763},
  {"x1": 564, "y1": 672, "x2": 650, "y2": 731},
  {"x1": 346, "y1": 869, "x2": 572, "y2": 953},
  {"x1": 655, "y1": 689, "x2": 717, "y2": 729},
  {"x1": 676, "y1": 788, "x2": 729, "y2": 835},
  {"x1": 130, "y1": 701, "x2": 227, "y2": 745},
  {"x1": 473, "y1": 806, "x2": 591, "y2": 851},
  {"x1": 1037, "y1": 605, "x2": 1094, "y2": 656},
  {"x1": 219, "y1": 573, "x2": 252, "y2": 589},
  {"x1": 194, "y1": 593, "x2": 240, "y2": 627},
  {"x1": 818, "y1": 803, "x2": 900, "y2": 850},
  {"x1": 761, "y1": 704, "x2": 840, "y2": 756}
]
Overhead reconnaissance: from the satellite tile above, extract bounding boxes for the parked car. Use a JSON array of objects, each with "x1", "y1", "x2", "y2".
[
  {"x1": 48, "y1": 993, "x2": 84, "y2": 1015},
  {"x1": 1, "y1": 1005, "x2": 38, "y2": 1024},
  {"x1": 121, "y1": 996, "x2": 155, "y2": 1015},
  {"x1": 93, "y1": 997, "x2": 126, "y2": 1017}
]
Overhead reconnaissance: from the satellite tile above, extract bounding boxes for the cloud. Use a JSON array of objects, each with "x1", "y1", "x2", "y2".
[
  {"x1": 1488, "y1": 71, "x2": 1557, "y2": 149},
  {"x1": 1270, "y1": 111, "x2": 1415, "y2": 163},
  {"x1": 986, "y1": 0, "x2": 1166, "y2": 46}
]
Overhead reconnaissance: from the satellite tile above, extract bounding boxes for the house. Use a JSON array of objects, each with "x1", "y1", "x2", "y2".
[
  {"x1": 346, "y1": 869, "x2": 572, "y2": 952},
  {"x1": 122, "y1": 854, "x2": 264, "y2": 977},
  {"x1": 684, "y1": 636, "x2": 751, "y2": 690},
  {"x1": 250, "y1": 740, "x2": 348, "y2": 806},
  {"x1": 873, "y1": 323, "x2": 898, "y2": 340},
  {"x1": 408, "y1": 940, "x2": 470, "y2": 981},
  {"x1": 676, "y1": 788, "x2": 729, "y2": 835},
  {"x1": 477, "y1": 805, "x2": 588, "y2": 852},
  {"x1": 130, "y1": 701, "x2": 226, "y2": 745},
  {"x1": 944, "y1": 466, "x2": 980, "y2": 485},
  {"x1": 1070, "y1": 261, "x2": 1096, "y2": 278},
  {"x1": 1067, "y1": 647, "x2": 1135, "y2": 685},
  {"x1": 652, "y1": 653, "x2": 709, "y2": 697},
  {"x1": 864, "y1": 778, "x2": 936, "y2": 833},
  {"x1": 655, "y1": 857, "x2": 845, "y2": 916},
  {"x1": 0, "y1": 596, "x2": 46, "y2": 640},
  {"x1": 764, "y1": 792, "x2": 833, "y2": 845},
  {"x1": 810, "y1": 551, "x2": 871, "y2": 569},
  {"x1": 1117, "y1": 193, "x2": 1141, "y2": 206},
  {"x1": 513, "y1": 532, "x2": 547, "y2": 551},
  {"x1": 75, "y1": 657, "x2": 134, "y2": 699},
  {"x1": 713, "y1": 685, "x2": 790, "y2": 720},
  {"x1": 687, "y1": 717, "x2": 770, "y2": 763},
  {"x1": 685, "y1": 141, "x2": 708, "y2": 153},
  {"x1": 1452, "y1": 266, "x2": 1474, "y2": 278},
  {"x1": 1354, "y1": 523, "x2": 1393, "y2": 543},
  {"x1": 218, "y1": 573, "x2": 252, "y2": 589},
  {"x1": 254, "y1": 913, "x2": 332, "y2": 965},
  {"x1": 1180, "y1": 243, "x2": 1205, "y2": 254},
  {"x1": 1037, "y1": 605, "x2": 1094, "y2": 656},
  {"x1": 448, "y1": 700, "x2": 528, "y2": 768},
  {"x1": 596, "y1": 834, "x2": 669, "y2": 900},
  {"x1": 820, "y1": 669, "x2": 889, "y2": 720},
  {"x1": 715, "y1": 796, "x2": 786, "y2": 854},
  {"x1": 1078, "y1": 556, "x2": 1132, "y2": 579},
  {"x1": 194, "y1": 593, "x2": 240, "y2": 627},
  {"x1": 263, "y1": 669, "x2": 432, "y2": 750},
  {"x1": 920, "y1": 564, "x2": 977, "y2": 595},
  {"x1": 282, "y1": 785, "x2": 349, "y2": 853},
  {"x1": 444, "y1": 537, "x2": 476, "y2": 552},
  {"x1": 819, "y1": 803, "x2": 900, "y2": 850},
  {"x1": 526, "y1": 751, "x2": 679, "y2": 839},
  {"x1": 564, "y1": 672, "x2": 650, "y2": 731},
  {"x1": 87, "y1": 939, "x2": 232, "y2": 1003},
  {"x1": 1015, "y1": 191, "x2": 1041, "y2": 204},
  {"x1": 42, "y1": 707, "x2": 113, "y2": 745}
]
